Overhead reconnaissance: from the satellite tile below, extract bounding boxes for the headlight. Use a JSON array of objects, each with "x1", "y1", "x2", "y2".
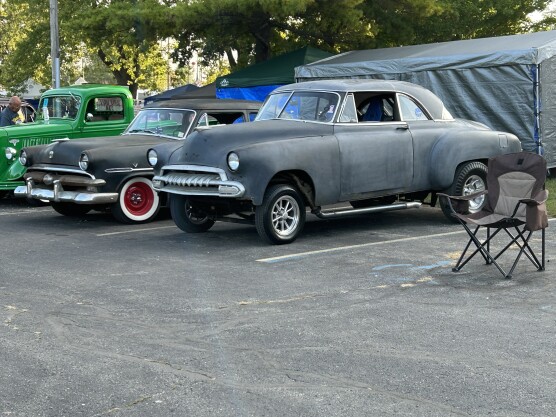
[
  {"x1": 227, "y1": 152, "x2": 240, "y2": 171},
  {"x1": 79, "y1": 153, "x2": 89, "y2": 171},
  {"x1": 19, "y1": 150, "x2": 28, "y2": 166},
  {"x1": 5, "y1": 147, "x2": 17, "y2": 160},
  {"x1": 147, "y1": 149, "x2": 158, "y2": 166}
]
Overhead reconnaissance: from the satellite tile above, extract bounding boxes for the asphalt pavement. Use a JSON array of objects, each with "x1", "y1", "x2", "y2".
[{"x1": 1, "y1": 195, "x2": 555, "y2": 416}]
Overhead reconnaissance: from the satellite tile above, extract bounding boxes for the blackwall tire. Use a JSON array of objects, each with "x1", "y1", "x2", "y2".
[
  {"x1": 255, "y1": 184, "x2": 306, "y2": 245},
  {"x1": 112, "y1": 177, "x2": 160, "y2": 224},
  {"x1": 440, "y1": 161, "x2": 487, "y2": 221},
  {"x1": 170, "y1": 194, "x2": 215, "y2": 233},
  {"x1": 51, "y1": 202, "x2": 91, "y2": 217}
]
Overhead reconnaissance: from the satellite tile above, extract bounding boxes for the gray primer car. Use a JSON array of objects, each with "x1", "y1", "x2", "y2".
[
  {"x1": 148, "y1": 79, "x2": 522, "y2": 244},
  {"x1": 15, "y1": 99, "x2": 260, "y2": 223}
]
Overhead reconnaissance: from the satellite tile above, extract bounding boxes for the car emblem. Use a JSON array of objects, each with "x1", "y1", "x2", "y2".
[
  {"x1": 220, "y1": 78, "x2": 229, "y2": 87},
  {"x1": 132, "y1": 162, "x2": 138, "y2": 168},
  {"x1": 9, "y1": 139, "x2": 19, "y2": 146},
  {"x1": 49, "y1": 151, "x2": 54, "y2": 159}
]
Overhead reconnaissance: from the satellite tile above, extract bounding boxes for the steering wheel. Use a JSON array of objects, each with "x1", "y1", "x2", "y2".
[{"x1": 318, "y1": 105, "x2": 331, "y2": 121}]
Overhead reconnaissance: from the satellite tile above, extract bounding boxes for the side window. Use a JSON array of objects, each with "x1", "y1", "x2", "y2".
[
  {"x1": 339, "y1": 94, "x2": 358, "y2": 123},
  {"x1": 356, "y1": 94, "x2": 396, "y2": 122},
  {"x1": 86, "y1": 96, "x2": 125, "y2": 122},
  {"x1": 398, "y1": 95, "x2": 429, "y2": 121}
]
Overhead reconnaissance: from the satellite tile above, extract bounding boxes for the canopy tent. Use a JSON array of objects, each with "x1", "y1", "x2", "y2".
[
  {"x1": 171, "y1": 82, "x2": 216, "y2": 99},
  {"x1": 295, "y1": 30, "x2": 556, "y2": 167},
  {"x1": 216, "y1": 46, "x2": 333, "y2": 101},
  {"x1": 144, "y1": 84, "x2": 199, "y2": 105}
]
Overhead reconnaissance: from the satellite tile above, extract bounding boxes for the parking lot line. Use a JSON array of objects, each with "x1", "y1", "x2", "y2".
[
  {"x1": 96, "y1": 225, "x2": 176, "y2": 236},
  {"x1": 257, "y1": 230, "x2": 467, "y2": 263}
]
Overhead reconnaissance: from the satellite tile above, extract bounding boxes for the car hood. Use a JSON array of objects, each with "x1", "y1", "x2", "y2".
[
  {"x1": 28, "y1": 134, "x2": 175, "y2": 166},
  {"x1": 168, "y1": 119, "x2": 334, "y2": 166}
]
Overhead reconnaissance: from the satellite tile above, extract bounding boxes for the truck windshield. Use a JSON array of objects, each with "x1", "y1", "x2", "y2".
[
  {"x1": 256, "y1": 91, "x2": 340, "y2": 123},
  {"x1": 125, "y1": 108, "x2": 195, "y2": 139},
  {"x1": 39, "y1": 95, "x2": 81, "y2": 120}
]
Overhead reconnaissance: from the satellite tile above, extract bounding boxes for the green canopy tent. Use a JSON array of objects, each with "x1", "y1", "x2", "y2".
[{"x1": 216, "y1": 46, "x2": 333, "y2": 101}]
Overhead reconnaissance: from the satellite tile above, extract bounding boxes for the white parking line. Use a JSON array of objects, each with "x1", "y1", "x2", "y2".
[
  {"x1": 96, "y1": 225, "x2": 176, "y2": 237},
  {"x1": 0, "y1": 208, "x2": 52, "y2": 216},
  {"x1": 257, "y1": 217, "x2": 556, "y2": 263},
  {"x1": 257, "y1": 230, "x2": 466, "y2": 263}
]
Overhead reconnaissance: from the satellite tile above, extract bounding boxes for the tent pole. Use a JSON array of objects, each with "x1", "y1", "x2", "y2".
[{"x1": 535, "y1": 64, "x2": 542, "y2": 155}]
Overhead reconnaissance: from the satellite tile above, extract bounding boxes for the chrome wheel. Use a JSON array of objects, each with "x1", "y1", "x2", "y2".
[
  {"x1": 271, "y1": 195, "x2": 301, "y2": 237},
  {"x1": 463, "y1": 174, "x2": 486, "y2": 212}
]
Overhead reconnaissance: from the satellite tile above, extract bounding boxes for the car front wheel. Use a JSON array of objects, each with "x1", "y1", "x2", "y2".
[
  {"x1": 170, "y1": 194, "x2": 215, "y2": 233},
  {"x1": 112, "y1": 177, "x2": 160, "y2": 224},
  {"x1": 255, "y1": 184, "x2": 306, "y2": 245},
  {"x1": 440, "y1": 161, "x2": 487, "y2": 221}
]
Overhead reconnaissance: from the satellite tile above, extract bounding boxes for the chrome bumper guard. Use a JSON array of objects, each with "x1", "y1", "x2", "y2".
[
  {"x1": 14, "y1": 173, "x2": 118, "y2": 204},
  {"x1": 153, "y1": 166, "x2": 245, "y2": 198}
]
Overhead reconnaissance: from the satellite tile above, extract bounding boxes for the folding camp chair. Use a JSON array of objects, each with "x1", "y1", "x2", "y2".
[{"x1": 438, "y1": 151, "x2": 548, "y2": 279}]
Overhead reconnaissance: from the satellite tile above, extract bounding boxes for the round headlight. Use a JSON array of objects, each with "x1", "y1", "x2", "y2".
[
  {"x1": 227, "y1": 152, "x2": 240, "y2": 171},
  {"x1": 147, "y1": 149, "x2": 158, "y2": 167},
  {"x1": 5, "y1": 147, "x2": 17, "y2": 160},
  {"x1": 19, "y1": 150, "x2": 28, "y2": 166},
  {"x1": 79, "y1": 153, "x2": 89, "y2": 171}
]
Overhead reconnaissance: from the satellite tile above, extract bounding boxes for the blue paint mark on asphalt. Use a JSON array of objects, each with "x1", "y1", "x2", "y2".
[
  {"x1": 413, "y1": 260, "x2": 453, "y2": 270},
  {"x1": 372, "y1": 264, "x2": 413, "y2": 271}
]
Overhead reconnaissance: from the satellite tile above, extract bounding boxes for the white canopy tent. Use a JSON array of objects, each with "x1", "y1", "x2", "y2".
[{"x1": 296, "y1": 30, "x2": 556, "y2": 167}]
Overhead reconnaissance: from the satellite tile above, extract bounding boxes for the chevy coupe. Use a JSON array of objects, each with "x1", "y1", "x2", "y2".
[
  {"x1": 148, "y1": 79, "x2": 522, "y2": 244},
  {"x1": 15, "y1": 99, "x2": 260, "y2": 223}
]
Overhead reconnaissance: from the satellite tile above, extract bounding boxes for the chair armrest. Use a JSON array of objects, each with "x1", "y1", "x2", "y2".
[
  {"x1": 437, "y1": 191, "x2": 487, "y2": 215},
  {"x1": 437, "y1": 190, "x2": 487, "y2": 201},
  {"x1": 520, "y1": 189, "x2": 549, "y2": 206}
]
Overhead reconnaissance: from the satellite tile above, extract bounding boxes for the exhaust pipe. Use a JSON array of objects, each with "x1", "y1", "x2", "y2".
[{"x1": 312, "y1": 202, "x2": 421, "y2": 219}]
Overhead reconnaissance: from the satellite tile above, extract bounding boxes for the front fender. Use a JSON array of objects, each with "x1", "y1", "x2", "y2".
[
  {"x1": 429, "y1": 131, "x2": 522, "y2": 189},
  {"x1": 228, "y1": 135, "x2": 341, "y2": 206}
]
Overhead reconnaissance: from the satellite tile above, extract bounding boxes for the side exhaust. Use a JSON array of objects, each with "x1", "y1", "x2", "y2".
[{"x1": 312, "y1": 202, "x2": 422, "y2": 219}]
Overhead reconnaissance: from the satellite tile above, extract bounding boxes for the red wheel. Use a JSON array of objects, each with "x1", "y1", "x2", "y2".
[{"x1": 112, "y1": 177, "x2": 160, "y2": 223}]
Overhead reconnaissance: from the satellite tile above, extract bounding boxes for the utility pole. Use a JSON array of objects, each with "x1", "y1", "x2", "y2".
[{"x1": 49, "y1": 0, "x2": 60, "y2": 88}]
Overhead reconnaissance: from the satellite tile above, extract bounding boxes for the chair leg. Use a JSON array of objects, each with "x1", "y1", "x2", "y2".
[{"x1": 452, "y1": 223, "x2": 508, "y2": 277}]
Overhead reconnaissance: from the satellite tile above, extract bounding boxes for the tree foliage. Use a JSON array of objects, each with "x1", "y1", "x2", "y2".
[{"x1": 0, "y1": 0, "x2": 554, "y2": 95}]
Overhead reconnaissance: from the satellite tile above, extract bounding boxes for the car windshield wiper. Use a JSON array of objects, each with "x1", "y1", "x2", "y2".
[{"x1": 128, "y1": 128, "x2": 157, "y2": 134}]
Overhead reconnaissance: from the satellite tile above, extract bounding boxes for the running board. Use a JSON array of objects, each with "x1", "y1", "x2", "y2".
[{"x1": 312, "y1": 202, "x2": 422, "y2": 219}]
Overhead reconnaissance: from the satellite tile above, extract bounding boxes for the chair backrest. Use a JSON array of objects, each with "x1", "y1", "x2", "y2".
[{"x1": 486, "y1": 151, "x2": 546, "y2": 217}]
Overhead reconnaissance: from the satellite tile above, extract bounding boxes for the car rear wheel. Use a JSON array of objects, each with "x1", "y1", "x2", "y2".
[
  {"x1": 255, "y1": 184, "x2": 306, "y2": 245},
  {"x1": 440, "y1": 161, "x2": 487, "y2": 221},
  {"x1": 170, "y1": 194, "x2": 215, "y2": 233},
  {"x1": 51, "y1": 202, "x2": 91, "y2": 217},
  {"x1": 112, "y1": 177, "x2": 160, "y2": 224}
]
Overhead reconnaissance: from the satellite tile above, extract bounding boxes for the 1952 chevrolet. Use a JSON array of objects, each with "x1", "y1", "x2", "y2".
[{"x1": 148, "y1": 79, "x2": 523, "y2": 244}]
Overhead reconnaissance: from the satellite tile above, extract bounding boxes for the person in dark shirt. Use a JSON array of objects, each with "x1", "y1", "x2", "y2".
[{"x1": 0, "y1": 96, "x2": 24, "y2": 126}]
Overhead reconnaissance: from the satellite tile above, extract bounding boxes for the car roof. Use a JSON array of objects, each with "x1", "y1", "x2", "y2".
[
  {"x1": 275, "y1": 79, "x2": 451, "y2": 120},
  {"x1": 146, "y1": 98, "x2": 261, "y2": 111}
]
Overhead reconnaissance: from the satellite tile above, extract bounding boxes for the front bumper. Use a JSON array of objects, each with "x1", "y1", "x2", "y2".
[
  {"x1": 14, "y1": 170, "x2": 118, "y2": 204},
  {"x1": 153, "y1": 164, "x2": 245, "y2": 198}
]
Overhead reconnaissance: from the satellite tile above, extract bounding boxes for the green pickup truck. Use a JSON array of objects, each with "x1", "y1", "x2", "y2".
[{"x1": 1, "y1": 84, "x2": 134, "y2": 196}]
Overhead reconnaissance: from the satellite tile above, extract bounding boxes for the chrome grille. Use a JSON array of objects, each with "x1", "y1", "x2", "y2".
[
  {"x1": 160, "y1": 173, "x2": 221, "y2": 187},
  {"x1": 20, "y1": 137, "x2": 55, "y2": 148}
]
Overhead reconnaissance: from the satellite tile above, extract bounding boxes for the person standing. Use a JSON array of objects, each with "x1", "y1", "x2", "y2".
[{"x1": 0, "y1": 96, "x2": 25, "y2": 126}]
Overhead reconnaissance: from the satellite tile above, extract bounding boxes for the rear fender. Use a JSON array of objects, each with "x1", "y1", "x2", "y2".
[{"x1": 428, "y1": 131, "x2": 521, "y2": 189}]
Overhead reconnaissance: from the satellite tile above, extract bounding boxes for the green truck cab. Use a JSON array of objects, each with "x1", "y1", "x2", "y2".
[{"x1": 1, "y1": 84, "x2": 134, "y2": 195}]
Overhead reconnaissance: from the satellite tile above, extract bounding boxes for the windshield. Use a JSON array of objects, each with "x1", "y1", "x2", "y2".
[
  {"x1": 256, "y1": 91, "x2": 340, "y2": 123},
  {"x1": 125, "y1": 108, "x2": 195, "y2": 139},
  {"x1": 39, "y1": 95, "x2": 81, "y2": 120}
]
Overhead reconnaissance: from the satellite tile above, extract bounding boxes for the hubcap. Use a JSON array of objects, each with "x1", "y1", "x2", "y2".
[
  {"x1": 124, "y1": 182, "x2": 154, "y2": 215},
  {"x1": 271, "y1": 195, "x2": 300, "y2": 237},
  {"x1": 463, "y1": 174, "x2": 486, "y2": 212}
]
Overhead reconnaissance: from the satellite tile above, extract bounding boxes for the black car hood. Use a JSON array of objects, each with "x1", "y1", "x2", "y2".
[
  {"x1": 28, "y1": 134, "x2": 176, "y2": 166},
  {"x1": 169, "y1": 119, "x2": 334, "y2": 166}
]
